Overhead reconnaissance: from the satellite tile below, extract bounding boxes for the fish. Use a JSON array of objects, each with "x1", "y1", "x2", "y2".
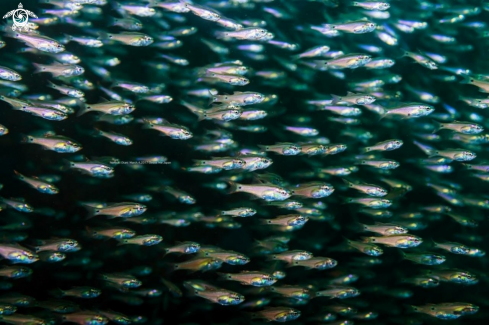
[
  {"x1": 217, "y1": 271, "x2": 276, "y2": 286},
  {"x1": 249, "y1": 307, "x2": 301, "y2": 322},
  {"x1": 83, "y1": 202, "x2": 147, "y2": 219},
  {"x1": 14, "y1": 171, "x2": 59, "y2": 194}
]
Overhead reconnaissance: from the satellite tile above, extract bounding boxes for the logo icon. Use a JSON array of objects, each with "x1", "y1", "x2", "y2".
[{"x1": 3, "y1": 3, "x2": 37, "y2": 32}]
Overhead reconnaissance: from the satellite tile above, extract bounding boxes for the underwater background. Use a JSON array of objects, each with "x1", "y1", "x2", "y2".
[{"x1": 0, "y1": 0, "x2": 489, "y2": 324}]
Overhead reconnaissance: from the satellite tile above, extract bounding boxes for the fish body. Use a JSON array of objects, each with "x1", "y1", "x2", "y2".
[
  {"x1": 411, "y1": 303, "x2": 478, "y2": 320},
  {"x1": 230, "y1": 182, "x2": 291, "y2": 201},
  {"x1": 250, "y1": 307, "x2": 301, "y2": 322},
  {"x1": 291, "y1": 257, "x2": 337, "y2": 270},
  {"x1": 14, "y1": 171, "x2": 59, "y2": 194},
  {"x1": 343, "y1": 179, "x2": 387, "y2": 197},
  {"x1": 218, "y1": 271, "x2": 276, "y2": 286},
  {"x1": 84, "y1": 202, "x2": 146, "y2": 218},
  {"x1": 291, "y1": 182, "x2": 334, "y2": 198},
  {"x1": 363, "y1": 235, "x2": 422, "y2": 248},
  {"x1": 316, "y1": 286, "x2": 360, "y2": 299},
  {"x1": 402, "y1": 252, "x2": 446, "y2": 265}
]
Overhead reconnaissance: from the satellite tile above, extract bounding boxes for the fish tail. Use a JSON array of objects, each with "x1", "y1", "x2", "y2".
[
  {"x1": 76, "y1": 104, "x2": 91, "y2": 117},
  {"x1": 108, "y1": 16, "x2": 120, "y2": 27},
  {"x1": 92, "y1": 128, "x2": 103, "y2": 137},
  {"x1": 32, "y1": 63, "x2": 45, "y2": 74},
  {"x1": 13, "y1": 170, "x2": 24, "y2": 180},
  {"x1": 321, "y1": 24, "x2": 334, "y2": 31},
  {"x1": 162, "y1": 247, "x2": 171, "y2": 257},
  {"x1": 195, "y1": 110, "x2": 207, "y2": 122},
  {"x1": 353, "y1": 222, "x2": 368, "y2": 233},
  {"x1": 378, "y1": 110, "x2": 388, "y2": 121},
  {"x1": 83, "y1": 205, "x2": 101, "y2": 219},
  {"x1": 20, "y1": 134, "x2": 34, "y2": 143},
  {"x1": 427, "y1": 149, "x2": 438, "y2": 157},
  {"x1": 48, "y1": 288, "x2": 65, "y2": 298},
  {"x1": 227, "y1": 181, "x2": 243, "y2": 194},
  {"x1": 217, "y1": 272, "x2": 232, "y2": 280},
  {"x1": 141, "y1": 123, "x2": 155, "y2": 130},
  {"x1": 460, "y1": 74, "x2": 474, "y2": 84},
  {"x1": 399, "y1": 249, "x2": 407, "y2": 260},
  {"x1": 258, "y1": 219, "x2": 272, "y2": 225},
  {"x1": 214, "y1": 31, "x2": 229, "y2": 40},
  {"x1": 341, "y1": 196, "x2": 353, "y2": 204},
  {"x1": 116, "y1": 239, "x2": 128, "y2": 246},
  {"x1": 331, "y1": 94, "x2": 341, "y2": 105},
  {"x1": 98, "y1": 32, "x2": 112, "y2": 41},
  {"x1": 431, "y1": 119, "x2": 443, "y2": 133},
  {"x1": 291, "y1": 53, "x2": 301, "y2": 61},
  {"x1": 342, "y1": 178, "x2": 354, "y2": 187},
  {"x1": 362, "y1": 146, "x2": 372, "y2": 153},
  {"x1": 208, "y1": 91, "x2": 219, "y2": 105},
  {"x1": 398, "y1": 48, "x2": 411, "y2": 59},
  {"x1": 405, "y1": 305, "x2": 419, "y2": 313},
  {"x1": 431, "y1": 239, "x2": 439, "y2": 248},
  {"x1": 85, "y1": 226, "x2": 94, "y2": 237},
  {"x1": 168, "y1": 262, "x2": 181, "y2": 274},
  {"x1": 46, "y1": 80, "x2": 57, "y2": 89},
  {"x1": 61, "y1": 159, "x2": 76, "y2": 171}
]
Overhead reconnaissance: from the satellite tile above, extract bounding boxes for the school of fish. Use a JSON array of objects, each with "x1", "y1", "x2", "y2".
[{"x1": 0, "y1": 0, "x2": 488, "y2": 324}]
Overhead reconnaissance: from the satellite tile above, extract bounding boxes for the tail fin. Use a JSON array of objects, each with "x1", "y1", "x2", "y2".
[
  {"x1": 76, "y1": 104, "x2": 91, "y2": 117},
  {"x1": 331, "y1": 94, "x2": 341, "y2": 105},
  {"x1": 48, "y1": 288, "x2": 65, "y2": 298},
  {"x1": 320, "y1": 24, "x2": 334, "y2": 31},
  {"x1": 82, "y1": 204, "x2": 101, "y2": 220},
  {"x1": 216, "y1": 272, "x2": 232, "y2": 280},
  {"x1": 108, "y1": 17, "x2": 120, "y2": 27},
  {"x1": 361, "y1": 236, "x2": 372, "y2": 243},
  {"x1": 354, "y1": 222, "x2": 368, "y2": 233},
  {"x1": 32, "y1": 63, "x2": 45, "y2": 74},
  {"x1": 431, "y1": 239, "x2": 439, "y2": 248},
  {"x1": 20, "y1": 134, "x2": 35, "y2": 143},
  {"x1": 116, "y1": 239, "x2": 129, "y2": 246},
  {"x1": 341, "y1": 197, "x2": 353, "y2": 204},
  {"x1": 291, "y1": 53, "x2": 301, "y2": 61},
  {"x1": 214, "y1": 31, "x2": 229, "y2": 40},
  {"x1": 47, "y1": 80, "x2": 58, "y2": 90},
  {"x1": 404, "y1": 305, "x2": 419, "y2": 313},
  {"x1": 227, "y1": 181, "x2": 243, "y2": 194},
  {"x1": 97, "y1": 32, "x2": 113, "y2": 41},
  {"x1": 460, "y1": 74, "x2": 474, "y2": 85},
  {"x1": 399, "y1": 249, "x2": 407, "y2": 260},
  {"x1": 431, "y1": 119, "x2": 444, "y2": 133},
  {"x1": 207, "y1": 90, "x2": 218, "y2": 106},
  {"x1": 13, "y1": 170, "x2": 24, "y2": 180},
  {"x1": 61, "y1": 159, "x2": 76, "y2": 171},
  {"x1": 427, "y1": 150, "x2": 439, "y2": 158},
  {"x1": 92, "y1": 128, "x2": 103, "y2": 137},
  {"x1": 195, "y1": 110, "x2": 207, "y2": 122},
  {"x1": 362, "y1": 145, "x2": 373, "y2": 153}
]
